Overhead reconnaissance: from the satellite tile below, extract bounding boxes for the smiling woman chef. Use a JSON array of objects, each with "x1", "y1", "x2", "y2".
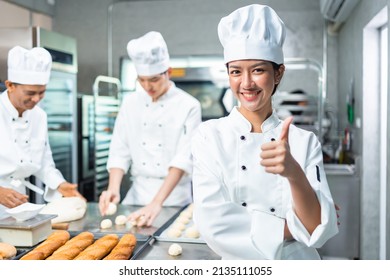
[
  {"x1": 191, "y1": 4, "x2": 339, "y2": 259},
  {"x1": 0, "y1": 46, "x2": 83, "y2": 219}
]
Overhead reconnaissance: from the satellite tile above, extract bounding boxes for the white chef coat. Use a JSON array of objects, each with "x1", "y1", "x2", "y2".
[
  {"x1": 191, "y1": 107, "x2": 338, "y2": 260},
  {"x1": 0, "y1": 90, "x2": 65, "y2": 219},
  {"x1": 107, "y1": 82, "x2": 202, "y2": 206}
]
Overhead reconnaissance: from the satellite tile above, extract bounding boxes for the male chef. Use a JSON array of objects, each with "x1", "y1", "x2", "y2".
[
  {"x1": 0, "y1": 46, "x2": 83, "y2": 219},
  {"x1": 99, "y1": 31, "x2": 201, "y2": 226}
]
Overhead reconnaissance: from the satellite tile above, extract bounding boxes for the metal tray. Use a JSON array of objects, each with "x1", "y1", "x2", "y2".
[
  {"x1": 153, "y1": 204, "x2": 205, "y2": 244},
  {"x1": 133, "y1": 237, "x2": 221, "y2": 260},
  {"x1": 13, "y1": 231, "x2": 146, "y2": 260}
]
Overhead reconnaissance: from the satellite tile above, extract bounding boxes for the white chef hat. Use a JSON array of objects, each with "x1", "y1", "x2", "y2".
[
  {"x1": 127, "y1": 31, "x2": 170, "y2": 76},
  {"x1": 218, "y1": 4, "x2": 286, "y2": 64},
  {"x1": 8, "y1": 46, "x2": 52, "y2": 85}
]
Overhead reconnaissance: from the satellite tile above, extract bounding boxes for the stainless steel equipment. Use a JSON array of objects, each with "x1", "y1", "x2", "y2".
[{"x1": 0, "y1": 27, "x2": 78, "y2": 198}]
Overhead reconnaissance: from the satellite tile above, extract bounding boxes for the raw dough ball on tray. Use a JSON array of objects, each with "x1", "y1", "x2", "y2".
[
  {"x1": 115, "y1": 215, "x2": 127, "y2": 225},
  {"x1": 167, "y1": 228, "x2": 182, "y2": 238},
  {"x1": 168, "y1": 243, "x2": 182, "y2": 256},
  {"x1": 171, "y1": 222, "x2": 186, "y2": 231},
  {"x1": 100, "y1": 218, "x2": 113, "y2": 229},
  {"x1": 185, "y1": 226, "x2": 200, "y2": 239}
]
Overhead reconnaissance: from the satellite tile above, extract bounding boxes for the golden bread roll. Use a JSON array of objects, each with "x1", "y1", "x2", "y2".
[
  {"x1": 74, "y1": 234, "x2": 119, "y2": 260},
  {"x1": 0, "y1": 242, "x2": 17, "y2": 260},
  {"x1": 46, "y1": 232, "x2": 95, "y2": 260},
  {"x1": 103, "y1": 234, "x2": 137, "y2": 260},
  {"x1": 20, "y1": 230, "x2": 70, "y2": 260}
]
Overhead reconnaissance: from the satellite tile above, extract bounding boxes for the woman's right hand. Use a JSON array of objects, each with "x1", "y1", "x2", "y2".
[
  {"x1": 98, "y1": 189, "x2": 120, "y2": 216},
  {"x1": 0, "y1": 186, "x2": 28, "y2": 208}
]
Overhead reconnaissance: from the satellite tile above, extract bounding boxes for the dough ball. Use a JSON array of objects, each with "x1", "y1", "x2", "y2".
[
  {"x1": 185, "y1": 226, "x2": 200, "y2": 239},
  {"x1": 168, "y1": 243, "x2": 182, "y2": 256},
  {"x1": 100, "y1": 219, "x2": 113, "y2": 229},
  {"x1": 167, "y1": 228, "x2": 182, "y2": 238},
  {"x1": 0, "y1": 242, "x2": 17, "y2": 260},
  {"x1": 106, "y1": 202, "x2": 117, "y2": 216},
  {"x1": 115, "y1": 215, "x2": 127, "y2": 225},
  {"x1": 171, "y1": 222, "x2": 186, "y2": 231},
  {"x1": 179, "y1": 210, "x2": 192, "y2": 219},
  {"x1": 175, "y1": 215, "x2": 190, "y2": 225}
]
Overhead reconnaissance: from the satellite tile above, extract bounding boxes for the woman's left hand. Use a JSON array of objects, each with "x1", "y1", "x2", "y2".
[
  {"x1": 58, "y1": 182, "x2": 86, "y2": 201},
  {"x1": 128, "y1": 202, "x2": 162, "y2": 227}
]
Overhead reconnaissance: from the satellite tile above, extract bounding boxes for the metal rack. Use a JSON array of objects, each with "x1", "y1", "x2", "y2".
[
  {"x1": 92, "y1": 76, "x2": 121, "y2": 201},
  {"x1": 274, "y1": 58, "x2": 325, "y2": 143}
]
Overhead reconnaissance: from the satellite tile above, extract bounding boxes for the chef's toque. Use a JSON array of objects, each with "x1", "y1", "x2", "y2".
[
  {"x1": 127, "y1": 31, "x2": 170, "y2": 76},
  {"x1": 8, "y1": 46, "x2": 52, "y2": 85},
  {"x1": 218, "y1": 4, "x2": 286, "y2": 65}
]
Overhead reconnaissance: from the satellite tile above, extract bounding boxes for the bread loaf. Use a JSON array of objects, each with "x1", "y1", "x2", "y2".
[
  {"x1": 46, "y1": 232, "x2": 95, "y2": 260},
  {"x1": 103, "y1": 234, "x2": 137, "y2": 260},
  {"x1": 74, "y1": 234, "x2": 119, "y2": 260},
  {"x1": 20, "y1": 230, "x2": 70, "y2": 260},
  {"x1": 0, "y1": 242, "x2": 17, "y2": 260}
]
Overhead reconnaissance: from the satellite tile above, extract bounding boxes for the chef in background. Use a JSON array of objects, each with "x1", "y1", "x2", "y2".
[
  {"x1": 0, "y1": 46, "x2": 84, "y2": 219},
  {"x1": 191, "y1": 4, "x2": 338, "y2": 259},
  {"x1": 99, "y1": 31, "x2": 201, "y2": 226}
]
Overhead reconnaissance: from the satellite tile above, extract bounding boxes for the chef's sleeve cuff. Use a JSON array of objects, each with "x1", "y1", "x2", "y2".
[
  {"x1": 106, "y1": 158, "x2": 130, "y2": 173},
  {"x1": 286, "y1": 190, "x2": 339, "y2": 248}
]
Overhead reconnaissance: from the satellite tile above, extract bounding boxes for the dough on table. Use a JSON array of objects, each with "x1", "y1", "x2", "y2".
[
  {"x1": 179, "y1": 210, "x2": 192, "y2": 219},
  {"x1": 185, "y1": 226, "x2": 200, "y2": 239},
  {"x1": 106, "y1": 202, "x2": 117, "y2": 216},
  {"x1": 100, "y1": 219, "x2": 113, "y2": 229},
  {"x1": 115, "y1": 215, "x2": 127, "y2": 225},
  {"x1": 40, "y1": 197, "x2": 87, "y2": 223},
  {"x1": 171, "y1": 222, "x2": 186, "y2": 231},
  {"x1": 175, "y1": 215, "x2": 190, "y2": 225},
  {"x1": 167, "y1": 228, "x2": 182, "y2": 238},
  {"x1": 168, "y1": 243, "x2": 182, "y2": 256}
]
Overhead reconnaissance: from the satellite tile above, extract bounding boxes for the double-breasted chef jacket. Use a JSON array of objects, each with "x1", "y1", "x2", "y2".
[
  {"x1": 191, "y1": 107, "x2": 338, "y2": 259},
  {"x1": 107, "y1": 82, "x2": 202, "y2": 206},
  {"x1": 0, "y1": 90, "x2": 64, "y2": 219}
]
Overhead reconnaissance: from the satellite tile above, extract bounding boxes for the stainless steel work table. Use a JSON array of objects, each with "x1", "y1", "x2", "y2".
[
  {"x1": 66, "y1": 203, "x2": 221, "y2": 260},
  {"x1": 67, "y1": 202, "x2": 180, "y2": 238}
]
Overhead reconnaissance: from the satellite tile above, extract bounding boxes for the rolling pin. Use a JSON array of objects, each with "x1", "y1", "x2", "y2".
[{"x1": 52, "y1": 223, "x2": 69, "y2": 230}]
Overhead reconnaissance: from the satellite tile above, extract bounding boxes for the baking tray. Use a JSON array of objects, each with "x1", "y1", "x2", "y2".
[
  {"x1": 133, "y1": 237, "x2": 221, "y2": 260},
  {"x1": 153, "y1": 204, "x2": 205, "y2": 244},
  {"x1": 13, "y1": 231, "x2": 147, "y2": 260}
]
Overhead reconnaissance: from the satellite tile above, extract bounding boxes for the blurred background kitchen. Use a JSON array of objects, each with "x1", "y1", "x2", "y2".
[{"x1": 0, "y1": 0, "x2": 389, "y2": 260}]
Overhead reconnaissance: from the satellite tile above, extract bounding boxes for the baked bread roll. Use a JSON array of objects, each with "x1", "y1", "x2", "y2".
[
  {"x1": 74, "y1": 234, "x2": 119, "y2": 260},
  {"x1": 103, "y1": 234, "x2": 137, "y2": 260},
  {"x1": 20, "y1": 230, "x2": 70, "y2": 260},
  {"x1": 46, "y1": 232, "x2": 95, "y2": 260},
  {"x1": 0, "y1": 242, "x2": 17, "y2": 260}
]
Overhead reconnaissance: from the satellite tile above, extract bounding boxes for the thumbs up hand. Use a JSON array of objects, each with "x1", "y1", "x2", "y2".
[{"x1": 260, "y1": 117, "x2": 297, "y2": 177}]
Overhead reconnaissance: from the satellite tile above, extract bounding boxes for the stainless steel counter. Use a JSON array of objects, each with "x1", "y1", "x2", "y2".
[
  {"x1": 66, "y1": 203, "x2": 220, "y2": 260},
  {"x1": 136, "y1": 238, "x2": 221, "y2": 260},
  {"x1": 68, "y1": 203, "x2": 181, "y2": 240}
]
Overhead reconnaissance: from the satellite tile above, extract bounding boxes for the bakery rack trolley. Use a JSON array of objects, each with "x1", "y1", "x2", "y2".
[{"x1": 92, "y1": 76, "x2": 122, "y2": 201}]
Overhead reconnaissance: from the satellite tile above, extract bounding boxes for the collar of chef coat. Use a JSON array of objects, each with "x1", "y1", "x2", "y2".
[
  {"x1": 140, "y1": 81, "x2": 176, "y2": 103},
  {"x1": 229, "y1": 106, "x2": 281, "y2": 133},
  {"x1": 1, "y1": 90, "x2": 32, "y2": 120}
]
